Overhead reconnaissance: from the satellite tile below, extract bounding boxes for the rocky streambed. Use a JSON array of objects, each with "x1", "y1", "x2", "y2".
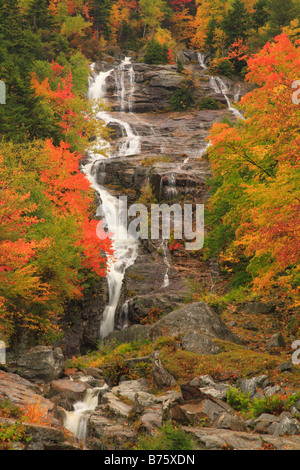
[{"x1": 1, "y1": 302, "x2": 300, "y2": 450}]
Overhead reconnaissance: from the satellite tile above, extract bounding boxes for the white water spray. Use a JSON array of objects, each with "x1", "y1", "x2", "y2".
[
  {"x1": 197, "y1": 52, "x2": 245, "y2": 120},
  {"x1": 84, "y1": 60, "x2": 140, "y2": 341}
]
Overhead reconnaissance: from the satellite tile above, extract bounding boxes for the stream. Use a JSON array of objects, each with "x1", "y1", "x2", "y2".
[{"x1": 63, "y1": 53, "x2": 245, "y2": 442}]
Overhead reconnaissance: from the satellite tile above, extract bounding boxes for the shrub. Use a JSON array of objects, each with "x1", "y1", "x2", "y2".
[
  {"x1": 208, "y1": 58, "x2": 234, "y2": 77},
  {"x1": 226, "y1": 387, "x2": 251, "y2": 412},
  {"x1": 177, "y1": 58, "x2": 184, "y2": 73},
  {"x1": 102, "y1": 355, "x2": 130, "y2": 386},
  {"x1": 143, "y1": 40, "x2": 169, "y2": 65},
  {"x1": 169, "y1": 82, "x2": 194, "y2": 111},
  {"x1": 251, "y1": 395, "x2": 285, "y2": 418},
  {"x1": 136, "y1": 422, "x2": 197, "y2": 450},
  {"x1": 153, "y1": 336, "x2": 178, "y2": 351},
  {"x1": 198, "y1": 97, "x2": 219, "y2": 110}
]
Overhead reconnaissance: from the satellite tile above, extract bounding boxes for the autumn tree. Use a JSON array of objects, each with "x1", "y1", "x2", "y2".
[{"x1": 206, "y1": 34, "x2": 300, "y2": 304}]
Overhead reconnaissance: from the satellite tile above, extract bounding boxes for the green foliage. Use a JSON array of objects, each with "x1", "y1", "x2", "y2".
[
  {"x1": 0, "y1": 421, "x2": 28, "y2": 447},
  {"x1": 267, "y1": 0, "x2": 300, "y2": 36},
  {"x1": 143, "y1": 39, "x2": 169, "y2": 65},
  {"x1": 176, "y1": 58, "x2": 184, "y2": 73},
  {"x1": 222, "y1": 0, "x2": 251, "y2": 45},
  {"x1": 226, "y1": 387, "x2": 251, "y2": 412},
  {"x1": 250, "y1": 395, "x2": 285, "y2": 418},
  {"x1": 209, "y1": 58, "x2": 235, "y2": 77},
  {"x1": 227, "y1": 389, "x2": 300, "y2": 419},
  {"x1": 136, "y1": 421, "x2": 197, "y2": 450},
  {"x1": 169, "y1": 82, "x2": 194, "y2": 111},
  {"x1": 198, "y1": 97, "x2": 219, "y2": 110},
  {"x1": 153, "y1": 336, "x2": 178, "y2": 351}
]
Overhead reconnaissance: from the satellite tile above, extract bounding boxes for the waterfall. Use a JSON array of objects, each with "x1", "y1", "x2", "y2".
[
  {"x1": 88, "y1": 67, "x2": 113, "y2": 101},
  {"x1": 96, "y1": 110, "x2": 141, "y2": 157},
  {"x1": 197, "y1": 52, "x2": 207, "y2": 71},
  {"x1": 114, "y1": 57, "x2": 134, "y2": 113},
  {"x1": 129, "y1": 65, "x2": 135, "y2": 113},
  {"x1": 63, "y1": 387, "x2": 103, "y2": 443},
  {"x1": 165, "y1": 173, "x2": 178, "y2": 201},
  {"x1": 83, "y1": 59, "x2": 140, "y2": 341},
  {"x1": 159, "y1": 240, "x2": 170, "y2": 288},
  {"x1": 197, "y1": 52, "x2": 245, "y2": 120},
  {"x1": 120, "y1": 299, "x2": 129, "y2": 328}
]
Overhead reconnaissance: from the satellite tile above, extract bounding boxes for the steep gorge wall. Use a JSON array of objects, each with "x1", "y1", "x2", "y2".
[{"x1": 61, "y1": 52, "x2": 248, "y2": 356}]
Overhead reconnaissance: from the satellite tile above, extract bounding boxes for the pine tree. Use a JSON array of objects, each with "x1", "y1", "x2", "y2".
[
  {"x1": 267, "y1": 0, "x2": 300, "y2": 36},
  {"x1": 222, "y1": 0, "x2": 251, "y2": 45},
  {"x1": 253, "y1": 0, "x2": 270, "y2": 30}
]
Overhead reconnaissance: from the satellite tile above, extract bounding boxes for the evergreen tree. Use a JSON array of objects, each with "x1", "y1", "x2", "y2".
[
  {"x1": 253, "y1": 0, "x2": 270, "y2": 30},
  {"x1": 205, "y1": 15, "x2": 217, "y2": 49},
  {"x1": 143, "y1": 39, "x2": 169, "y2": 64},
  {"x1": 222, "y1": 0, "x2": 251, "y2": 45},
  {"x1": 267, "y1": 0, "x2": 300, "y2": 36}
]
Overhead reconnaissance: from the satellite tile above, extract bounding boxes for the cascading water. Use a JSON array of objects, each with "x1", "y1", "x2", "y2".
[
  {"x1": 197, "y1": 52, "x2": 244, "y2": 120},
  {"x1": 165, "y1": 173, "x2": 178, "y2": 201},
  {"x1": 63, "y1": 387, "x2": 104, "y2": 443},
  {"x1": 159, "y1": 240, "x2": 170, "y2": 288},
  {"x1": 84, "y1": 59, "x2": 141, "y2": 341},
  {"x1": 63, "y1": 58, "x2": 141, "y2": 442}
]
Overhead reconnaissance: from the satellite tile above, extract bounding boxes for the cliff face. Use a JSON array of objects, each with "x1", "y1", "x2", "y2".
[{"x1": 60, "y1": 51, "x2": 248, "y2": 354}]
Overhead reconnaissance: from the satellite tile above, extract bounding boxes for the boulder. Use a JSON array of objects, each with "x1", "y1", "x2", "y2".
[
  {"x1": 100, "y1": 392, "x2": 133, "y2": 418},
  {"x1": 151, "y1": 351, "x2": 176, "y2": 388},
  {"x1": 0, "y1": 370, "x2": 55, "y2": 417},
  {"x1": 17, "y1": 346, "x2": 65, "y2": 383},
  {"x1": 140, "y1": 406, "x2": 163, "y2": 432},
  {"x1": 148, "y1": 302, "x2": 242, "y2": 348},
  {"x1": 236, "y1": 375, "x2": 270, "y2": 398},
  {"x1": 181, "y1": 330, "x2": 223, "y2": 355},
  {"x1": 273, "y1": 414, "x2": 300, "y2": 437},
  {"x1": 167, "y1": 398, "x2": 247, "y2": 432},
  {"x1": 266, "y1": 333, "x2": 286, "y2": 350},
  {"x1": 104, "y1": 324, "x2": 150, "y2": 345},
  {"x1": 48, "y1": 379, "x2": 89, "y2": 410},
  {"x1": 87, "y1": 410, "x2": 136, "y2": 450},
  {"x1": 183, "y1": 427, "x2": 300, "y2": 450},
  {"x1": 111, "y1": 379, "x2": 155, "y2": 407},
  {"x1": 180, "y1": 375, "x2": 228, "y2": 402},
  {"x1": 242, "y1": 301, "x2": 275, "y2": 315}
]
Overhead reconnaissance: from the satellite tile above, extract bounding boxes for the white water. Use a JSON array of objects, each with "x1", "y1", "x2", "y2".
[
  {"x1": 96, "y1": 110, "x2": 141, "y2": 157},
  {"x1": 165, "y1": 173, "x2": 178, "y2": 201},
  {"x1": 197, "y1": 52, "x2": 244, "y2": 120},
  {"x1": 84, "y1": 59, "x2": 140, "y2": 341},
  {"x1": 159, "y1": 240, "x2": 170, "y2": 288},
  {"x1": 64, "y1": 387, "x2": 103, "y2": 443},
  {"x1": 64, "y1": 58, "x2": 142, "y2": 441}
]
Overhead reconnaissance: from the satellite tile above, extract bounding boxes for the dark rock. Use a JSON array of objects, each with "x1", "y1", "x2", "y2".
[
  {"x1": 48, "y1": 379, "x2": 89, "y2": 410},
  {"x1": 148, "y1": 302, "x2": 242, "y2": 346},
  {"x1": 236, "y1": 375, "x2": 270, "y2": 398},
  {"x1": 266, "y1": 333, "x2": 286, "y2": 350},
  {"x1": 276, "y1": 362, "x2": 293, "y2": 372},
  {"x1": 17, "y1": 346, "x2": 65, "y2": 383},
  {"x1": 242, "y1": 301, "x2": 275, "y2": 315},
  {"x1": 104, "y1": 324, "x2": 151, "y2": 344},
  {"x1": 273, "y1": 415, "x2": 300, "y2": 436},
  {"x1": 151, "y1": 351, "x2": 176, "y2": 388},
  {"x1": 181, "y1": 330, "x2": 223, "y2": 355}
]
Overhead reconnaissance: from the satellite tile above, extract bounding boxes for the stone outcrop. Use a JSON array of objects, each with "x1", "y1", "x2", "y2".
[
  {"x1": 148, "y1": 302, "x2": 242, "y2": 351},
  {"x1": 16, "y1": 346, "x2": 65, "y2": 383},
  {"x1": 0, "y1": 370, "x2": 81, "y2": 450}
]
